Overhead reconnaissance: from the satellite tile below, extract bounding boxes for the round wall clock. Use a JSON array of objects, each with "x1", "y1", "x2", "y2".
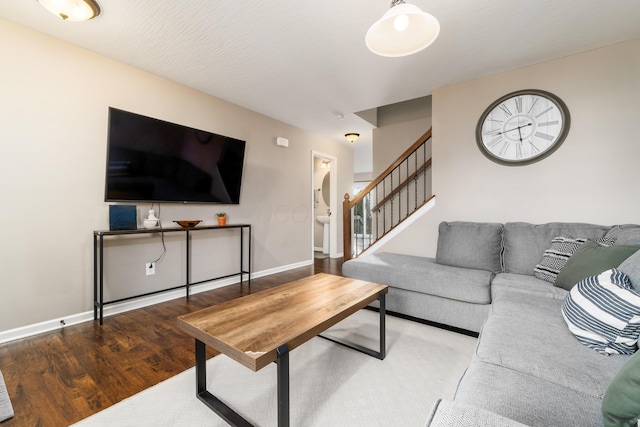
[{"x1": 475, "y1": 89, "x2": 570, "y2": 166}]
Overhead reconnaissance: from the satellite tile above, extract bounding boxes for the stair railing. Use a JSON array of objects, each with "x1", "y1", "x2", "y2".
[{"x1": 343, "y1": 128, "x2": 433, "y2": 261}]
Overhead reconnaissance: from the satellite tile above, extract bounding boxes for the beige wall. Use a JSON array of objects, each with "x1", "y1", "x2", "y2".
[
  {"x1": 0, "y1": 19, "x2": 353, "y2": 332},
  {"x1": 378, "y1": 38, "x2": 640, "y2": 257},
  {"x1": 372, "y1": 96, "x2": 432, "y2": 177}
]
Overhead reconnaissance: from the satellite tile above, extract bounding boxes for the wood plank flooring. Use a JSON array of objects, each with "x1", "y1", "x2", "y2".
[{"x1": 0, "y1": 257, "x2": 343, "y2": 427}]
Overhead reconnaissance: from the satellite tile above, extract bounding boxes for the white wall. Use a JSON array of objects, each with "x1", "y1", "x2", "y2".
[
  {"x1": 378, "y1": 38, "x2": 640, "y2": 257},
  {"x1": 0, "y1": 19, "x2": 353, "y2": 332}
]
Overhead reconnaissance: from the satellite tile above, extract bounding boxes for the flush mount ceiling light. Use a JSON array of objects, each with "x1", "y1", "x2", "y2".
[
  {"x1": 38, "y1": 0, "x2": 101, "y2": 21},
  {"x1": 345, "y1": 133, "x2": 360, "y2": 143},
  {"x1": 365, "y1": 0, "x2": 440, "y2": 57}
]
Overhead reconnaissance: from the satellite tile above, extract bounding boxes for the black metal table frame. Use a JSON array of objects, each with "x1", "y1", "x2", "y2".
[
  {"x1": 194, "y1": 290, "x2": 386, "y2": 427},
  {"x1": 93, "y1": 224, "x2": 251, "y2": 325}
]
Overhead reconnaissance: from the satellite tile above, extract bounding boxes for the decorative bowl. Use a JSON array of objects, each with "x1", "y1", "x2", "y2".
[{"x1": 174, "y1": 220, "x2": 202, "y2": 228}]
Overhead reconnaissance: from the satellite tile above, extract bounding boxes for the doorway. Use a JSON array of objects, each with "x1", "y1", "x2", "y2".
[{"x1": 311, "y1": 151, "x2": 337, "y2": 259}]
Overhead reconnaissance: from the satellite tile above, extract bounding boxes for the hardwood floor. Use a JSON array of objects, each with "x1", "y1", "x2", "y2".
[{"x1": 0, "y1": 257, "x2": 343, "y2": 427}]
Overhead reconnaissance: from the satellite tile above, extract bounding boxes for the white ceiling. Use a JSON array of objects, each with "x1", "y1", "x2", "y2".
[{"x1": 1, "y1": 1, "x2": 639, "y2": 148}]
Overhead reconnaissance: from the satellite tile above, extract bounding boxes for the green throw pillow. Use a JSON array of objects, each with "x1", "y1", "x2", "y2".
[
  {"x1": 602, "y1": 350, "x2": 640, "y2": 427},
  {"x1": 554, "y1": 240, "x2": 639, "y2": 290}
]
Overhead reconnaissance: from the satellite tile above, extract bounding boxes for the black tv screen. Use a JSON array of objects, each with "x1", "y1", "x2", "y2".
[{"x1": 105, "y1": 108, "x2": 246, "y2": 204}]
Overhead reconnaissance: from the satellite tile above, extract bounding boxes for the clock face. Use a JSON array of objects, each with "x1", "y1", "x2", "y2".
[{"x1": 476, "y1": 90, "x2": 570, "y2": 165}]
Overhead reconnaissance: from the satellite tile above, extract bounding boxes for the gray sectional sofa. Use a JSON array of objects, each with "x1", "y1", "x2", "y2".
[{"x1": 342, "y1": 221, "x2": 640, "y2": 427}]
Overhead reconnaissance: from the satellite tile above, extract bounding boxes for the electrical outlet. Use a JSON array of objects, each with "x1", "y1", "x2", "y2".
[{"x1": 146, "y1": 262, "x2": 155, "y2": 276}]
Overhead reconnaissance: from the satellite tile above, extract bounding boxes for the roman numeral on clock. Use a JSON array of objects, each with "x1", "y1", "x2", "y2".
[
  {"x1": 487, "y1": 136, "x2": 504, "y2": 148},
  {"x1": 535, "y1": 131, "x2": 554, "y2": 141},
  {"x1": 535, "y1": 107, "x2": 553, "y2": 118},
  {"x1": 528, "y1": 140, "x2": 540, "y2": 153},
  {"x1": 499, "y1": 104, "x2": 512, "y2": 117},
  {"x1": 515, "y1": 97, "x2": 523, "y2": 114}
]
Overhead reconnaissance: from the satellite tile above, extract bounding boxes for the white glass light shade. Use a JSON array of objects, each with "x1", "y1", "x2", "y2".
[
  {"x1": 366, "y1": 3, "x2": 440, "y2": 57},
  {"x1": 345, "y1": 133, "x2": 360, "y2": 143},
  {"x1": 38, "y1": 0, "x2": 101, "y2": 21}
]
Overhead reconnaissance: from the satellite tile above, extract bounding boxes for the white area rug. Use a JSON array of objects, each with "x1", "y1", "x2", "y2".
[
  {"x1": 72, "y1": 310, "x2": 477, "y2": 427},
  {"x1": 0, "y1": 370, "x2": 14, "y2": 422}
]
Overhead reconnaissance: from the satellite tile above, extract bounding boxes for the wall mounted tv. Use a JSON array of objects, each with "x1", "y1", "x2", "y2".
[{"x1": 105, "y1": 107, "x2": 246, "y2": 204}]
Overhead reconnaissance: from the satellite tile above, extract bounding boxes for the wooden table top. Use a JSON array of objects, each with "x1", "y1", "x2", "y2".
[{"x1": 177, "y1": 273, "x2": 387, "y2": 371}]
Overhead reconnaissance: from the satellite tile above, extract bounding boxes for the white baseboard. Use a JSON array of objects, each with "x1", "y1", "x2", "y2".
[{"x1": 0, "y1": 259, "x2": 313, "y2": 344}]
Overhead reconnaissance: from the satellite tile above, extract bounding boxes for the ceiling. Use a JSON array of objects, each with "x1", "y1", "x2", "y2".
[{"x1": 1, "y1": 1, "x2": 639, "y2": 148}]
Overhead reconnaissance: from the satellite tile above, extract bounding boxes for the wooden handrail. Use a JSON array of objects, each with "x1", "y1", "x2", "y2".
[
  {"x1": 343, "y1": 128, "x2": 433, "y2": 261},
  {"x1": 371, "y1": 158, "x2": 432, "y2": 212},
  {"x1": 346, "y1": 128, "x2": 432, "y2": 210}
]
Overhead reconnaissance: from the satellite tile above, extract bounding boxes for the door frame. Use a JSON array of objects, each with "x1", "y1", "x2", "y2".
[{"x1": 311, "y1": 151, "x2": 338, "y2": 259}]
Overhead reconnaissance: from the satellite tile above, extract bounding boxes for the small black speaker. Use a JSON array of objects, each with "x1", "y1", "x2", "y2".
[{"x1": 109, "y1": 205, "x2": 137, "y2": 231}]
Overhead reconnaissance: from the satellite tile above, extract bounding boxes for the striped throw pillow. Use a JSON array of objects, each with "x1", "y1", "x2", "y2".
[
  {"x1": 534, "y1": 236, "x2": 587, "y2": 283},
  {"x1": 562, "y1": 269, "x2": 640, "y2": 355}
]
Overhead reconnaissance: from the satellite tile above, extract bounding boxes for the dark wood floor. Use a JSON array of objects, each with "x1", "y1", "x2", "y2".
[{"x1": 0, "y1": 257, "x2": 343, "y2": 427}]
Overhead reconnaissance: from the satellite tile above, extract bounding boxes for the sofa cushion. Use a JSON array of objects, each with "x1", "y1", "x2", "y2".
[
  {"x1": 342, "y1": 252, "x2": 493, "y2": 304},
  {"x1": 619, "y1": 251, "x2": 640, "y2": 292},
  {"x1": 382, "y1": 287, "x2": 491, "y2": 333},
  {"x1": 602, "y1": 350, "x2": 640, "y2": 427},
  {"x1": 455, "y1": 361, "x2": 608, "y2": 427},
  {"x1": 490, "y1": 286, "x2": 568, "y2": 324},
  {"x1": 426, "y1": 399, "x2": 528, "y2": 427},
  {"x1": 491, "y1": 273, "x2": 568, "y2": 300},
  {"x1": 533, "y1": 236, "x2": 587, "y2": 283},
  {"x1": 605, "y1": 225, "x2": 640, "y2": 247},
  {"x1": 476, "y1": 313, "x2": 628, "y2": 397},
  {"x1": 502, "y1": 222, "x2": 609, "y2": 275},
  {"x1": 555, "y1": 241, "x2": 639, "y2": 290},
  {"x1": 562, "y1": 269, "x2": 640, "y2": 355},
  {"x1": 436, "y1": 221, "x2": 503, "y2": 273}
]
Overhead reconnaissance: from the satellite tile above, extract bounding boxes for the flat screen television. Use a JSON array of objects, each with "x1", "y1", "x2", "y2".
[{"x1": 105, "y1": 107, "x2": 246, "y2": 204}]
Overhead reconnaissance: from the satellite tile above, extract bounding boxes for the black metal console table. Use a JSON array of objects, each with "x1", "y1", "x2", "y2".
[{"x1": 93, "y1": 224, "x2": 251, "y2": 325}]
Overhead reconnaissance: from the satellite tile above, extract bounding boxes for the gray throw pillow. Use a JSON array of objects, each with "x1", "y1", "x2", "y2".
[
  {"x1": 555, "y1": 241, "x2": 639, "y2": 290},
  {"x1": 619, "y1": 250, "x2": 640, "y2": 292},
  {"x1": 435, "y1": 222, "x2": 503, "y2": 272},
  {"x1": 605, "y1": 225, "x2": 640, "y2": 247}
]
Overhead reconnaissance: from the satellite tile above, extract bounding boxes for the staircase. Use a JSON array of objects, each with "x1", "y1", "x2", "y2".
[{"x1": 343, "y1": 128, "x2": 434, "y2": 260}]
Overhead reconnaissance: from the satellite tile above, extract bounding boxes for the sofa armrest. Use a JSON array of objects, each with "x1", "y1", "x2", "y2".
[{"x1": 425, "y1": 399, "x2": 529, "y2": 427}]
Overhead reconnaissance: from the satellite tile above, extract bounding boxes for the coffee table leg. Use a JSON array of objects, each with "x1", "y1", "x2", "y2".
[
  {"x1": 318, "y1": 290, "x2": 387, "y2": 360},
  {"x1": 276, "y1": 344, "x2": 290, "y2": 427},
  {"x1": 379, "y1": 290, "x2": 386, "y2": 359},
  {"x1": 194, "y1": 339, "x2": 253, "y2": 427}
]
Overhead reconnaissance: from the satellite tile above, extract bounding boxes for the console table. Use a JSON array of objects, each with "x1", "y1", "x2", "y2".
[{"x1": 93, "y1": 224, "x2": 251, "y2": 325}]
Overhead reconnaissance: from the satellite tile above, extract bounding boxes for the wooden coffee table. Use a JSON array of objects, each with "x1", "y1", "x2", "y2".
[{"x1": 177, "y1": 273, "x2": 388, "y2": 427}]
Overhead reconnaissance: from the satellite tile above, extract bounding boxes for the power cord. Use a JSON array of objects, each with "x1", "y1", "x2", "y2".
[{"x1": 150, "y1": 203, "x2": 166, "y2": 264}]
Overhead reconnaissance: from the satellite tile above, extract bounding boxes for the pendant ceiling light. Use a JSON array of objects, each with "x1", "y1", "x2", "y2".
[
  {"x1": 38, "y1": 0, "x2": 101, "y2": 21},
  {"x1": 366, "y1": 0, "x2": 440, "y2": 57}
]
